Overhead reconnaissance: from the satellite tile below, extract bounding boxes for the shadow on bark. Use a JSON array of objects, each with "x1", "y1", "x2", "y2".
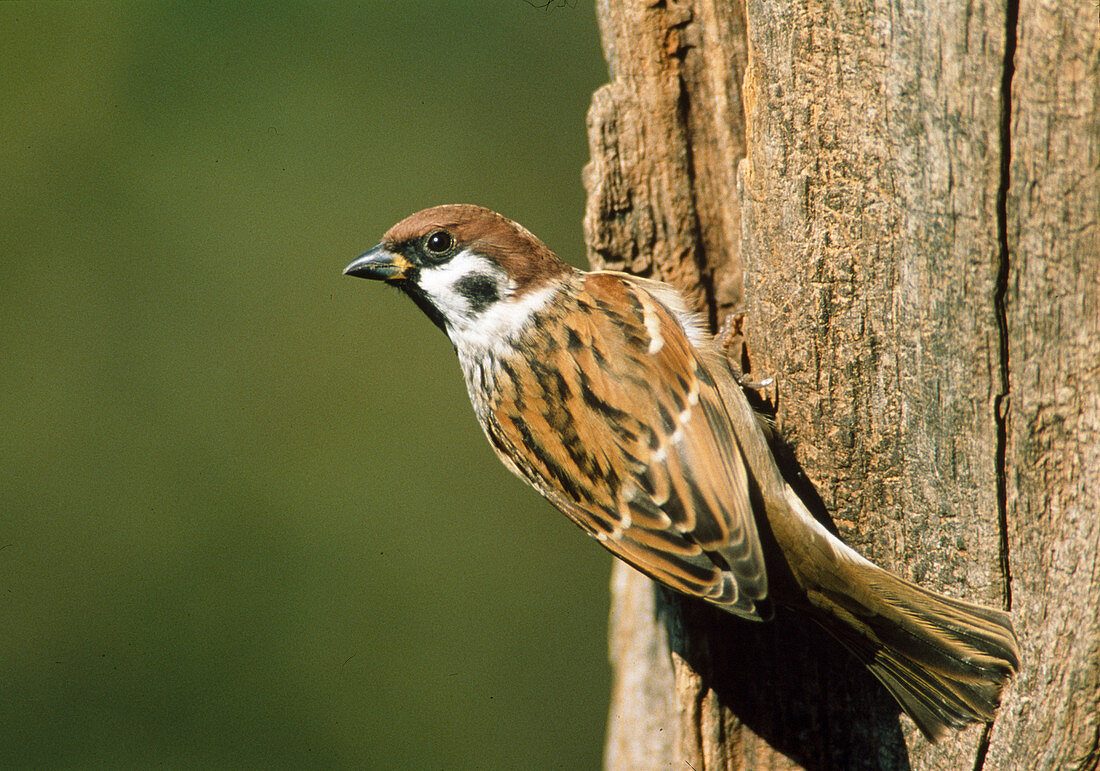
[{"x1": 660, "y1": 591, "x2": 913, "y2": 771}]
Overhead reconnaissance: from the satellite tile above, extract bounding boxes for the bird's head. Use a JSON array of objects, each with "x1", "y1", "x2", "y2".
[{"x1": 344, "y1": 205, "x2": 571, "y2": 346}]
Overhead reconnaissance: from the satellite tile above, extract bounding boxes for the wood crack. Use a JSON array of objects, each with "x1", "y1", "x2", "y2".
[
  {"x1": 993, "y1": 0, "x2": 1019, "y2": 617},
  {"x1": 976, "y1": 1, "x2": 1019, "y2": 767}
]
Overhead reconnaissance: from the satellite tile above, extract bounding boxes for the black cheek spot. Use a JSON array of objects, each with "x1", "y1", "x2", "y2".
[{"x1": 454, "y1": 274, "x2": 500, "y2": 313}]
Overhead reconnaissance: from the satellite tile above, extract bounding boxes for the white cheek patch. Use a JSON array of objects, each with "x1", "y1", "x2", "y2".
[
  {"x1": 417, "y1": 249, "x2": 560, "y2": 356},
  {"x1": 417, "y1": 250, "x2": 506, "y2": 324}
]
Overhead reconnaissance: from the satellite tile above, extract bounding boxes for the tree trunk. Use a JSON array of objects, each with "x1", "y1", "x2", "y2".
[{"x1": 583, "y1": 1, "x2": 1099, "y2": 769}]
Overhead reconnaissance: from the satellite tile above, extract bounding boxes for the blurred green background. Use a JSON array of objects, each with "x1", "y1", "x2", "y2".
[{"x1": 1, "y1": 2, "x2": 612, "y2": 766}]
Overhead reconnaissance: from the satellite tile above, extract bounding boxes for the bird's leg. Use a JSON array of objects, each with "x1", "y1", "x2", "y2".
[{"x1": 716, "y1": 313, "x2": 774, "y2": 390}]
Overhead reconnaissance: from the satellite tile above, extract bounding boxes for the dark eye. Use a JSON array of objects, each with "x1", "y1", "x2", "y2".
[{"x1": 425, "y1": 230, "x2": 454, "y2": 255}]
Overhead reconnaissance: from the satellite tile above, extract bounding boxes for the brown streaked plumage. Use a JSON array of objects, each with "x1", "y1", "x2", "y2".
[
  {"x1": 481, "y1": 269, "x2": 767, "y2": 615},
  {"x1": 343, "y1": 204, "x2": 1020, "y2": 740}
]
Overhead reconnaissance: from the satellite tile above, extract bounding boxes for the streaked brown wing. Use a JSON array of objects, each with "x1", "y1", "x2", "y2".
[{"x1": 484, "y1": 272, "x2": 769, "y2": 619}]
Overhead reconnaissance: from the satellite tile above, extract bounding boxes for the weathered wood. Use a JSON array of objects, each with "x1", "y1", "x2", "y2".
[
  {"x1": 603, "y1": 561, "x2": 676, "y2": 770},
  {"x1": 984, "y1": 2, "x2": 1100, "y2": 768},
  {"x1": 739, "y1": 0, "x2": 1010, "y2": 766},
  {"x1": 585, "y1": 0, "x2": 1099, "y2": 768},
  {"x1": 584, "y1": 0, "x2": 748, "y2": 327}
]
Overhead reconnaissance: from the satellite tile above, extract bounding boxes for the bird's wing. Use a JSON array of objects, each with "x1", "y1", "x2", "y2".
[{"x1": 484, "y1": 272, "x2": 769, "y2": 619}]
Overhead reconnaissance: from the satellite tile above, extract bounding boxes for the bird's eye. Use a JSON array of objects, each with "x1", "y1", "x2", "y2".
[{"x1": 425, "y1": 230, "x2": 454, "y2": 255}]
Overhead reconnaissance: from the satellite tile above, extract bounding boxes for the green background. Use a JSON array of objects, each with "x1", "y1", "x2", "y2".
[{"x1": 1, "y1": 2, "x2": 613, "y2": 766}]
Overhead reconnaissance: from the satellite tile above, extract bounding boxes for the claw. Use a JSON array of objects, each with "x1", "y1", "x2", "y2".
[{"x1": 738, "y1": 374, "x2": 775, "y2": 390}]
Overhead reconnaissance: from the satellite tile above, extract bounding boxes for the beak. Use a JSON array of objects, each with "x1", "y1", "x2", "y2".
[{"x1": 343, "y1": 244, "x2": 411, "y2": 281}]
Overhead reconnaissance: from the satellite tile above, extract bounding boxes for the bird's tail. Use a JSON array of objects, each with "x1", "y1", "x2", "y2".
[
  {"x1": 812, "y1": 561, "x2": 1019, "y2": 740},
  {"x1": 778, "y1": 492, "x2": 1020, "y2": 740}
]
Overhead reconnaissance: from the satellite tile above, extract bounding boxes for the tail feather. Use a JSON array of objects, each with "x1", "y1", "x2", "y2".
[{"x1": 809, "y1": 563, "x2": 1020, "y2": 741}]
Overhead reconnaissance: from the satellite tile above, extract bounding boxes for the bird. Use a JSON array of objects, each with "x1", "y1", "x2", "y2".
[{"x1": 343, "y1": 204, "x2": 1020, "y2": 740}]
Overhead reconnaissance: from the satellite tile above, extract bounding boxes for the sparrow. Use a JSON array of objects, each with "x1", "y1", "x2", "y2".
[{"x1": 343, "y1": 204, "x2": 1020, "y2": 740}]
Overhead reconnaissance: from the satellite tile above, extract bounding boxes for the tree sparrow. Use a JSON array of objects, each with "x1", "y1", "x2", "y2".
[{"x1": 343, "y1": 204, "x2": 1019, "y2": 740}]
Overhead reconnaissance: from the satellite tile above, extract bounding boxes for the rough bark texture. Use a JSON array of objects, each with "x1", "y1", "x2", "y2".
[
  {"x1": 584, "y1": 0, "x2": 1100, "y2": 769},
  {"x1": 987, "y1": 2, "x2": 1100, "y2": 767},
  {"x1": 583, "y1": 0, "x2": 749, "y2": 331}
]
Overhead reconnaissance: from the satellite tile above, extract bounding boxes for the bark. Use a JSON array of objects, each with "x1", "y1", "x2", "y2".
[
  {"x1": 988, "y1": 3, "x2": 1100, "y2": 767},
  {"x1": 583, "y1": 0, "x2": 1100, "y2": 769}
]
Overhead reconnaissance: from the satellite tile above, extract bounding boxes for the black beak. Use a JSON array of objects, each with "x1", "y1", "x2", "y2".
[{"x1": 343, "y1": 244, "x2": 411, "y2": 281}]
